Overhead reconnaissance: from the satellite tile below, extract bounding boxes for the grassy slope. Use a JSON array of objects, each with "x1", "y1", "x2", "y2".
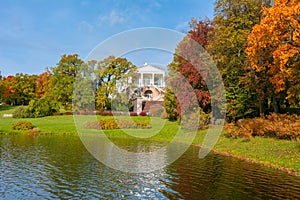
[{"x1": 1, "y1": 105, "x2": 299, "y2": 175}]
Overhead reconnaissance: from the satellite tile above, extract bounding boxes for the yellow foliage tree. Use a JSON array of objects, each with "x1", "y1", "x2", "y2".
[{"x1": 246, "y1": 0, "x2": 300, "y2": 104}]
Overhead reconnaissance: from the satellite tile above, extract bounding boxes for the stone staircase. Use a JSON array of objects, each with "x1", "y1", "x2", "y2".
[{"x1": 143, "y1": 101, "x2": 164, "y2": 113}]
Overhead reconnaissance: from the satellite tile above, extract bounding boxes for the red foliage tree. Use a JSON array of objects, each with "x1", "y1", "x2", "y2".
[{"x1": 166, "y1": 18, "x2": 214, "y2": 116}]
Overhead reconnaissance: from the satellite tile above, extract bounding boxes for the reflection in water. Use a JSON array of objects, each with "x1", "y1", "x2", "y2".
[
  {"x1": 0, "y1": 135, "x2": 300, "y2": 199},
  {"x1": 82, "y1": 134, "x2": 191, "y2": 173}
]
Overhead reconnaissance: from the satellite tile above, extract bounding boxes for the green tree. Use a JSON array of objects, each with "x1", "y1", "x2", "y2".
[
  {"x1": 72, "y1": 60, "x2": 96, "y2": 112},
  {"x1": 14, "y1": 73, "x2": 37, "y2": 105},
  {"x1": 164, "y1": 88, "x2": 178, "y2": 121},
  {"x1": 27, "y1": 96, "x2": 59, "y2": 118},
  {"x1": 209, "y1": 0, "x2": 271, "y2": 121},
  {"x1": 48, "y1": 54, "x2": 83, "y2": 110},
  {"x1": 94, "y1": 56, "x2": 137, "y2": 110}
]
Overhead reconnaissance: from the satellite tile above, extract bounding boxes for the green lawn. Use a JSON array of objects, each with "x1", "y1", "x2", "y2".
[
  {"x1": 1, "y1": 105, "x2": 299, "y2": 175},
  {"x1": 0, "y1": 104, "x2": 17, "y2": 115}
]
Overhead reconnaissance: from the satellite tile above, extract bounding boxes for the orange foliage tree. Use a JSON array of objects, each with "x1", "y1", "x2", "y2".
[
  {"x1": 246, "y1": 0, "x2": 300, "y2": 111},
  {"x1": 36, "y1": 70, "x2": 51, "y2": 98}
]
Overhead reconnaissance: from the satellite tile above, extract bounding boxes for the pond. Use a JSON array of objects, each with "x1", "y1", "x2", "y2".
[{"x1": 1, "y1": 134, "x2": 300, "y2": 199}]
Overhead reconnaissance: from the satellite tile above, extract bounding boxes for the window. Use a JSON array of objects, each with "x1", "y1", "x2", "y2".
[
  {"x1": 143, "y1": 74, "x2": 152, "y2": 85},
  {"x1": 154, "y1": 74, "x2": 163, "y2": 86}
]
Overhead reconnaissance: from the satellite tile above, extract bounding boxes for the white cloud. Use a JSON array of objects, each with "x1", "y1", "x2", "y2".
[
  {"x1": 98, "y1": 10, "x2": 127, "y2": 26},
  {"x1": 78, "y1": 20, "x2": 94, "y2": 32}
]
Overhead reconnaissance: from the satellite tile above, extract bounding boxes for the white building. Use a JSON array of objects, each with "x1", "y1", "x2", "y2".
[
  {"x1": 115, "y1": 63, "x2": 166, "y2": 113},
  {"x1": 130, "y1": 63, "x2": 166, "y2": 113},
  {"x1": 132, "y1": 63, "x2": 165, "y2": 88}
]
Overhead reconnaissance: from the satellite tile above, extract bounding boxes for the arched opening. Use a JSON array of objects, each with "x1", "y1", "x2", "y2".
[{"x1": 144, "y1": 90, "x2": 153, "y2": 99}]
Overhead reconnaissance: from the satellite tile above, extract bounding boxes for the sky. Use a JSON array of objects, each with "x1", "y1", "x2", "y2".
[{"x1": 0, "y1": 0, "x2": 215, "y2": 76}]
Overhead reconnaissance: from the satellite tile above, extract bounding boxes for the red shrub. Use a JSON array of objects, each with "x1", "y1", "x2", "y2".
[
  {"x1": 63, "y1": 112, "x2": 73, "y2": 115},
  {"x1": 139, "y1": 112, "x2": 148, "y2": 116},
  {"x1": 52, "y1": 112, "x2": 61, "y2": 116},
  {"x1": 130, "y1": 112, "x2": 138, "y2": 116},
  {"x1": 99, "y1": 111, "x2": 113, "y2": 116}
]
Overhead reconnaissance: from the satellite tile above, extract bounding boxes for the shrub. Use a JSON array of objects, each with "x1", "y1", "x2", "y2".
[
  {"x1": 99, "y1": 111, "x2": 113, "y2": 116},
  {"x1": 85, "y1": 119, "x2": 150, "y2": 130},
  {"x1": 225, "y1": 113, "x2": 300, "y2": 140},
  {"x1": 164, "y1": 88, "x2": 178, "y2": 121},
  {"x1": 95, "y1": 111, "x2": 102, "y2": 115},
  {"x1": 63, "y1": 112, "x2": 73, "y2": 115},
  {"x1": 98, "y1": 111, "x2": 132, "y2": 116},
  {"x1": 16, "y1": 97, "x2": 59, "y2": 118},
  {"x1": 52, "y1": 112, "x2": 62, "y2": 116},
  {"x1": 224, "y1": 123, "x2": 241, "y2": 138},
  {"x1": 12, "y1": 121, "x2": 34, "y2": 130},
  {"x1": 78, "y1": 111, "x2": 94, "y2": 115},
  {"x1": 160, "y1": 111, "x2": 168, "y2": 119},
  {"x1": 113, "y1": 111, "x2": 130, "y2": 116},
  {"x1": 139, "y1": 112, "x2": 147, "y2": 116},
  {"x1": 13, "y1": 106, "x2": 32, "y2": 118},
  {"x1": 181, "y1": 109, "x2": 211, "y2": 130},
  {"x1": 130, "y1": 112, "x2": 138, "y2": 116}
]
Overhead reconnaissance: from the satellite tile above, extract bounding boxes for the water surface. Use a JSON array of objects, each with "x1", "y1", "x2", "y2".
[{"x1": 1, "y1": 134, "x2": 300, "y2": 199}]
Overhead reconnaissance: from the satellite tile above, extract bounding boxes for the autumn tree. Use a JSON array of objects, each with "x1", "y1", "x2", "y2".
[
  {"x1": 246, "y1": 0, "x2": 300, "y2": 112},
  {"x1": 36, "y1": 70, "x2": 52, "y2": 98},
  {"x1": 0, "y1": 76, "x2": 15, "y2": 105},
  {"x1": 210, "y1": 0, "x2": 272, "y2": 121},
  {"x1": 48, "y1": 54, "x2": 83, "y2": 110},
  {"x1": 94, "y1": 56, "x2": 137, "y2": 110},
  {"x1": 165, "y1": 18, "x2": 213, "y2": 120},
  {"x1": 0, "y1": 74, "x2": 37, "y2": 105}
]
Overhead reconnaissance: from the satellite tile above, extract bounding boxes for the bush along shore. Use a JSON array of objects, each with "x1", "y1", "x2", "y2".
[{"x1": 0, "y1": 107, "x2": 299, "y2": 176}]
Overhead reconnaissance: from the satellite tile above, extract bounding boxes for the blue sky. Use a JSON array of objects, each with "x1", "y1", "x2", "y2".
[{"x1": 0, "y1": 0, "x2": 215, "y2": 76}]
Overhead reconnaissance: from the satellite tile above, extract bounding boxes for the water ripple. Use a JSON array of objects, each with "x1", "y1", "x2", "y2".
[{"x1": 1, "y1": 135, "x2": 300, "y2": 199}]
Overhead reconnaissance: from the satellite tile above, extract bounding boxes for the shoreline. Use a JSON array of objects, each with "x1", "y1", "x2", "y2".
[
  {"x1": 150, "y1": 136, "x2": 300, "y2": 177},
  {"x1": 210, "y1": 148, "x2": 300, "y2": 177}
]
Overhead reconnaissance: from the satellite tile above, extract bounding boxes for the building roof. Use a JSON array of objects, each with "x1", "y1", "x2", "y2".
[{"x1": 137, "y1": 63, "x2": 165, "y2": 74}]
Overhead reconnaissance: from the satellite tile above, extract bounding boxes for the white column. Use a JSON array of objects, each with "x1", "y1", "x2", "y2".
[
  {"x1": 141, "y1": 73, "x2": 143, "y2": 86},
  {"x1": 152, "y1": 73, "x2": 154, "y2": 85}
]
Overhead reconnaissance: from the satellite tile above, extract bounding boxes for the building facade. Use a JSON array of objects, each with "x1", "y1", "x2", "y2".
[{"x1": 131, "y1": 63, "x2": 166, "y2": 113}]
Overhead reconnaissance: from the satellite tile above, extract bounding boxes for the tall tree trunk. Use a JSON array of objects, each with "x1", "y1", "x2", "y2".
[
  {"x1": 259, "y1": 99, "x2": 265, "y2": 115},
  {"x1": 259, "y1": 96, "x2": 269, "y2": 115},
  {"x1": 272, "y1": 94, "x2": 279, "y2": 113},
  {"x1": 285, "y1": 100, "x2": 290, "y2": 108}
]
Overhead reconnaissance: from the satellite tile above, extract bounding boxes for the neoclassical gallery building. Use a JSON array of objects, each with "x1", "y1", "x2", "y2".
[{"x1": 130, "y1": 63, "x2": 166, "y2": 113}]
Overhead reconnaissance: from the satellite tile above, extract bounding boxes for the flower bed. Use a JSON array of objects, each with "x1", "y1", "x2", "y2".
[{"x1": 85, "y1": 119, "x2": 150, "y2": 130}]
